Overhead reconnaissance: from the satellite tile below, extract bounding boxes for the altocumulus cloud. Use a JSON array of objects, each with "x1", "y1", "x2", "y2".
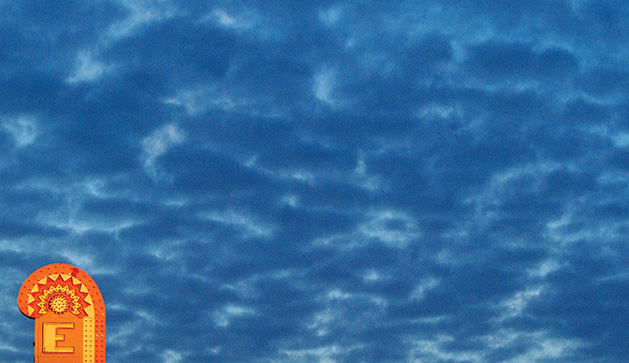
[
  {"x1": 141, "y1": 123, "x2": 186, "y2": 178},
  {"x1": 0, "y1": 0, "x2": 627, "y2": 362},
  {"x1": 1, "y1": 115, "x2": 38, "y2": 147}
]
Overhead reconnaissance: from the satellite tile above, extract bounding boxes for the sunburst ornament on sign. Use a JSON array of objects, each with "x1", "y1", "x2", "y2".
[
  {"x1": 23, "y1": 273, "x2": 92, "y2": 318},
  {"x1": 37, "y1": 284, "x2": 82, "y2": 315}
]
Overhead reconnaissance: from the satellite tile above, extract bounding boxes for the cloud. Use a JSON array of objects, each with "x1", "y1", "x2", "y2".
[
  {"x1": 318, "y1": 5, "x2": 344, "y2": 26},
  {"x1": 213, "y1": 304, "x2": 256, "y2": 327},
  {"x1": 2, "y1": 115, "x2": 38, "y2": 147},
  {"x1": 163, "y1": 84, "x2": 285, "y2": 117},
  {"x1": 199, "y1": 209, "x2": 276, "y2": 239},
  {"x1": 66, "y1": 51, "x2": 113, "y2": 84},
  {"x1": 107, "y1": 0, "x2": 180, "y2": 39},
  {"x1": 313, "y1": 67, "x2": 339, "y2": 106},
  {"x1": 204, "y1": 8, "x2": 259, "y2": 32},
  {"x1": 279, "y1": 344, "x2": 360, "y2": 362},
  {"x1": 141, "y1": 123, "x2": 186, "y2": 178},
  {"x1": 160, "y1": 349, "x2": 186, "y2": 363},
  {"x1": 499, "y1": 286, "x2": 543, "y2": 320},
  {"x1": 357, "y1": 209, "x2": 421, "y2": 248},
  {"x1": 407, "y1": 335, "x2": 483, "y2": 362},
  {"x1": 314, "y1": 209, "x2": 421, "y2": 249},
  {"x1": 504, "y1": 336, "x2": 582, "y2": 363}
]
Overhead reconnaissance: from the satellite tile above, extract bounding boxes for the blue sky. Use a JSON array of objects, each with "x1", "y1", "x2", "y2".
[{"x1": 1, "y1": 1, "x2": 627, "y2": 362}]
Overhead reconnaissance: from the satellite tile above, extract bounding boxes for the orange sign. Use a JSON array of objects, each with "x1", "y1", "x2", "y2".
[{"x1": 17, "y1": 263, "x2": 106, "y2": 363}]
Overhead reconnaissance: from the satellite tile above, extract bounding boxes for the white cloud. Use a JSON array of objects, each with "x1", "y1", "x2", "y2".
[
  {"x1": 550, "y1": 217, "x2": 626, "y2": 245},
  {"x1": 199, "y1": 6, "x2": 282, "y2": 41},
  {"x1": 0, "y1": 239, "x2": 24, "y2": 253},
  {"x1": 135, "y1": 309, "x2": 162, "y2": 325},
  {"x1": 361, "y1": 269, "x2": 386, "y2": 283},
  {"x1": 107, "y1": 321, "x2": 149, "y2": 351},
  {"x1": 528, "y1": 258, "x2": 563, "y2": 278},
  {"x1": 308, "y1": 308, "x2": 338, "y2": 337},
  {"x1": 57, "y1": 251, "x2": 96, "y2": 270},
  {"x1": 2, "y1": 115, "x2": 38, "y2": 146},
  {"x1": 243, "y1": 149, "x2": 382, "y2": 192},
  {"x1": 314, "y1": 209, "x2": 421, "y2": 249},
  {"x1": 161, "y1": 349, "x2": 187, "y2": 363},
  {"x1": 205, "y1": 8, "x2": 257, "y2": 31},
  {"x1": 219, "y1": 270, "x2": 297, "y2": 300},
  {"x1": 500, "y1": 286, "x2": 543, "y2": 320},
  {"x1": 353, "y1": 154, "x2": 383, "y2": 191},
  {"x1": 20, "y1": 178, "x2": 140, "y2": 237},
  {"x1": 409, "y1": 277, "x2": 441, "y2": 301},
  {"x1": 164, "y1": 84, "x2": 287, "y2": 118},
  {"x1": 242, "y1": 155, "x2": 318, "y2": 185},
  {"x1": 18, "y1": 176, "x2": 120, "y2": 200},
  {"x1": 141, "y1": 123, "x2": 186, "y2": 178},
  {"x1": 319, "y1": 5, "x2": 344, "y2": 26},
  {"x1": 302, "y1": 288, "x2": 388, "y2": 340},
  {"x1": 280, "y1": 194, "x2": 300, "y2": 208},
  {"x1": 588, "y1": 124, "x2": 629, "y2": 149},
  {"x1": 107, "y1": 0, "x2": 180, "y2": 39},
  {"x1": 323, "y1": 288, "x2": 387, "y2": 307},
  {"x1": 505, "y1": 337, "x2": 580, "y2": 363},
  {"x1": 164, "y1": 85, "x2": 242, "y2": 116},
  {"x1": 464, "y1": 161, "x2": 565, "y2": 228},
  {"x1": 213, "y1": 9, "x2": 237, "y2": 27},
  {"x1": 280, "y1": 344, "x2": 362, "y2": 363},
  {"x1": 37, "y1": 195, "x2": 139, "y2": 235},
  {"x1": 199, "y1": 209, "x2": 276, "y2": 239},
  {"x1": 609, "y1": 131, "x2": 629, "y2": 149},
  {"x1": 147, "y1": 239, "x2": 186, "y2": 261},
  {"x1": 313, "y1": 68, "x2": 340, "y2": 107},
  {"x1": 417, "y1": 102, "x2": 463, "y2": 120},
  {"x1": 358, "y1": 209, "x2": 421, "y2": 248},
  {"x1": 14, "y1": 177, "x2": 142, "y2": 239},
  {"x1": 597, "y1": 170, "x2": 629, "y2": 185},
  {"x1": 66, "y1": 51, "x2": 112, "y2": 84},
  {"x1": 484, "y1": 330, "x2": 581, "y2": 362},
  {"x1": 0, "y1": 342, "x2": 19, "y2": 353},
  {"x1": 42, "y1": 212, "x2": 138, "y2": 235},
  {"x1": 213, "y1": 304, "x2": 256, "y2": 327},
  {"x1": 407, "y1": 335, "x2": 483, "y2": 362}
]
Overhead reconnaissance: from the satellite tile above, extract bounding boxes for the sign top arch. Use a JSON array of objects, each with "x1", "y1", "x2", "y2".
[{"x1": 17, "y1": 263, "x2": 106, "y2": 363}]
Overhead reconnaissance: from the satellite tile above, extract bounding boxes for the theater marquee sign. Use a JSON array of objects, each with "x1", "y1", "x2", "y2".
[{"x1": 17, "y1": 263, "x2": 106, "y2": 362}]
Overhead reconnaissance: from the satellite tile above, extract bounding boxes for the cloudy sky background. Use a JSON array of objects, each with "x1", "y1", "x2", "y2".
[{"x1": 1, "y1": 0, "x2": 627, "y2": 362}]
